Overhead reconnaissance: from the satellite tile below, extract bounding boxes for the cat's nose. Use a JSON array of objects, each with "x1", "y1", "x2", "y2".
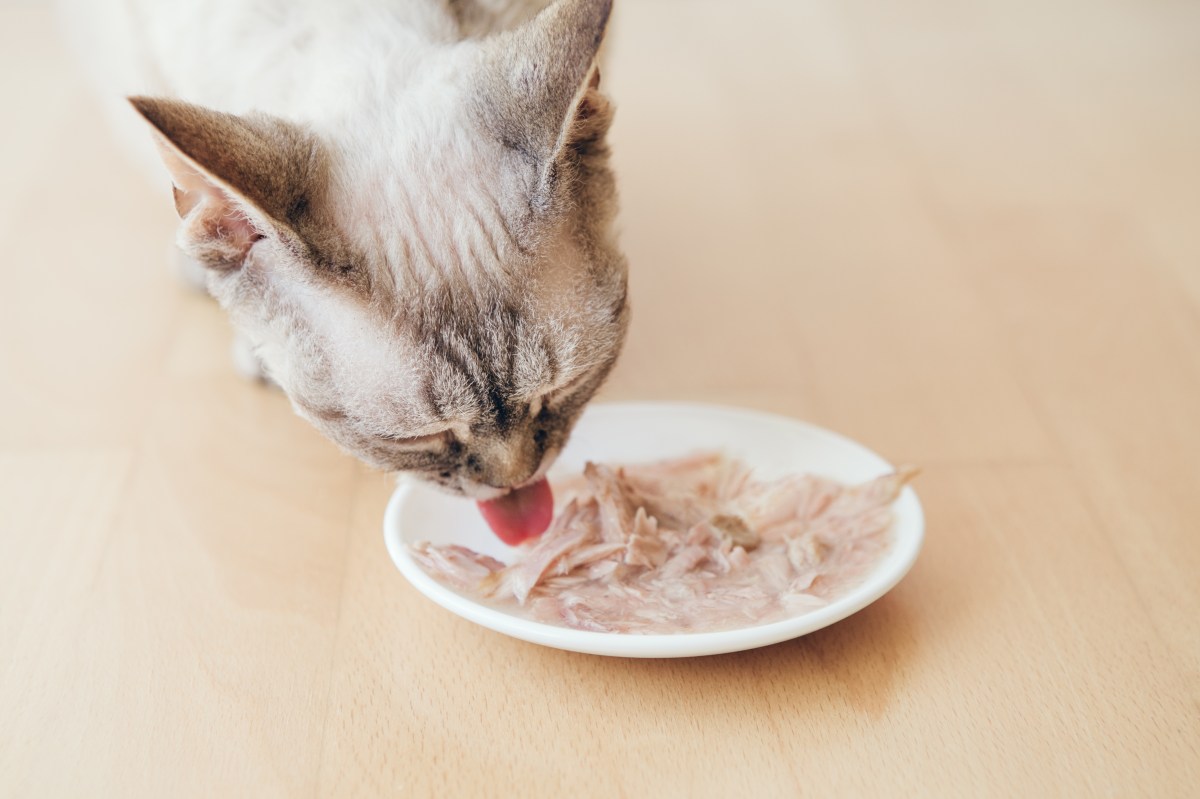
[
  {"x1": 475, "y1": 436, "x2": 546, "y2": 489},
  {"x1": 485, "y1": 456, "x2": 541, "y2": 490}
]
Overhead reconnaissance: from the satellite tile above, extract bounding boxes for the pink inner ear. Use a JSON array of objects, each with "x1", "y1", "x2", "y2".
[
  {"x1": 157, "y1": 136, "x2": 264, "y2": 268},
  {"x1": 176, "y1": 183, "x2": 263, "y2": 268}
]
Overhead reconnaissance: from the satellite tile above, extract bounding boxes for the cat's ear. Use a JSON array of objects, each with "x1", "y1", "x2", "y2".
[
  {"x1": 129, "y1": 96, "x2": 322, "y2": 270},
  {"x1": 479, "y1": 0, "x2": 614, "y2": 208}
]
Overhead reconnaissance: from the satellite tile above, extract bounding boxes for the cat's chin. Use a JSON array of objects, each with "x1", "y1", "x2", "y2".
[
  {"x1": 396, "y1": 473, "x2": 506, "y2": 503},
  {"x1": 456, "y1": 483, "x2": 510, "y2": 502}
]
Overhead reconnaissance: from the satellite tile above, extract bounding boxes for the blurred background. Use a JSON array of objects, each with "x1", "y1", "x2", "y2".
[{"x1": 1, "y1": 0, "x2": 1197, "y2": 795}]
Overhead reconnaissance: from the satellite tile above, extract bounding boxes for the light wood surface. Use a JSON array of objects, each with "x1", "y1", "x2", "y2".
[{"x1": 3, "y1": 1, "x2": 1198, "y2": 795}]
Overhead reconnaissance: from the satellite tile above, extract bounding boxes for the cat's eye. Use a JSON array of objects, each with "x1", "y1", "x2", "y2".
[{"x1": 376, "y1": 429, "x2": 450, "y2": 449}]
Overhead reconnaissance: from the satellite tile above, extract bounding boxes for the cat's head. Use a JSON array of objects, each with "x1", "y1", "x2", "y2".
[{"x1": 131, "y1": 0, "x2": 627, "y2": 499}]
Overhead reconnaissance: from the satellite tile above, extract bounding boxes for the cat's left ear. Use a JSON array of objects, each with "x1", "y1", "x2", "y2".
[
  {"x1": 129, "y1": 97, "x2": 324, "y2": 270},
  {"x1": 479, "y1": 0, "x2": 615, "y2": 209}
]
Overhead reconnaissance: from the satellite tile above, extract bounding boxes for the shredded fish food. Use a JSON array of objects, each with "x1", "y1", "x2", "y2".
[{"x1": 411, "y1": 452, "x2": 917, "y2": 634}]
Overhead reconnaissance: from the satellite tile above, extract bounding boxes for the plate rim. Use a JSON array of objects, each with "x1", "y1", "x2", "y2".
[{"x1": 383, "y1": 400, "x2": 925, "y2": 658}]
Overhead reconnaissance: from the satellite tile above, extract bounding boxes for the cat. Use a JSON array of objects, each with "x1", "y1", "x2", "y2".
[{"x1": 61, "y1": 0, "x2": 629, "y2": 506}]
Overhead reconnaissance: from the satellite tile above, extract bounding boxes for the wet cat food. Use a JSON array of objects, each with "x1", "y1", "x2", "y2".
[{"x1": 411, "y1": 452, "x2": 917, "y2": 634}]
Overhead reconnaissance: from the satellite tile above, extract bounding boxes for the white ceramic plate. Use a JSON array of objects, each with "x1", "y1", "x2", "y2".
[{"x1": 384, "y1": 402, "x2": 924, "y2": 658}]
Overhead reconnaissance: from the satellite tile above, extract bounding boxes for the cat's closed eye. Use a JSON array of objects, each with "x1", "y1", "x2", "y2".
[{"x1": 376, "y1": 430, "x2": 452, "y2": 449}]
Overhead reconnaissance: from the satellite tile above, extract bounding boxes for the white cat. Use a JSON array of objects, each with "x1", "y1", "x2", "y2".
[{"x1": 61, "y1": 0, "x2": 629, "y2": 532}]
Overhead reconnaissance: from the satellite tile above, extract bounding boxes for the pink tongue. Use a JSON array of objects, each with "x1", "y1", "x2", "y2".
[{"x1": 476, "y1": 477, "x2": 554, "y2": 545}]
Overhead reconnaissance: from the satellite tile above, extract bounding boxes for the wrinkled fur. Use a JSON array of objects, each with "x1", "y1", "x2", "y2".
[{"x1": 65, "y1": 0, "x2": 628, "y2": 498}]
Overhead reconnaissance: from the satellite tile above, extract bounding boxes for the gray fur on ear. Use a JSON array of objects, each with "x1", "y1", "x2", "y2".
[
  {"x1": 476, "y1": 0, "x2": 614, "y2": 209},
  {"x1": 129, "y1": 96, "x2": 326, "y2": 269}
]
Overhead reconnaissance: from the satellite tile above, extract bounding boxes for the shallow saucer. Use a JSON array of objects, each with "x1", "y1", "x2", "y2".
[{"x1": 384, "y1": 402, "x2": 924, "y2": 658}]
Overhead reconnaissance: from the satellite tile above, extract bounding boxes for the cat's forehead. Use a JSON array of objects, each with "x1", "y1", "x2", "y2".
[
  {"x1": 331, "y1": 53, "x2": 511, "y2": 185},
  {"x1": 325, "y1": 104, "x2": 530, "y2": 280},
  {"x1": 287, "y1": 270, "x2": 607, "y2": 430}
]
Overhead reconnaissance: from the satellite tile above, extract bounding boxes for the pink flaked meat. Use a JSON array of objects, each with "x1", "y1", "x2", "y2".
[
  {"x1": 410, "y1": 453, "x2": 918, "y2": 634},
  {"x1": 409, "y1": 544, "x2": 507, "y2": 592}
]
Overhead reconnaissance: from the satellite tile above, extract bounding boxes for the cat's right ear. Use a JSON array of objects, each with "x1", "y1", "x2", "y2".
[
  {"x1": 129, "y1": 97, "x2": 323, "y2": 271},
  {"x1": 479, "y1": 0, "x2": 615, "y2": 211}
]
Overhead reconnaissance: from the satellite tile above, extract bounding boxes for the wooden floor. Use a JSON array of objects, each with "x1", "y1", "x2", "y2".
[{"x1": 3, "y1": 1, "x2": 1198, "y2": 795}]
